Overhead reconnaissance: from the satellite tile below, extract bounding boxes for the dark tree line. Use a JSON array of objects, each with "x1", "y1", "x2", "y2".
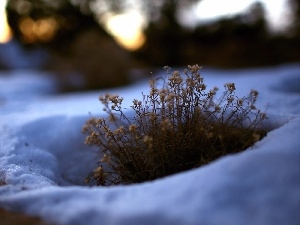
[
  {"x1": 135, "y1": 1, "x2": 299, "y2": 67},
  {"x1": 6, "y1": 0, "x2": 108, "y2": 49},
  {"x1": 4, "y1": 0, "x2": 299, "y2": 90}
]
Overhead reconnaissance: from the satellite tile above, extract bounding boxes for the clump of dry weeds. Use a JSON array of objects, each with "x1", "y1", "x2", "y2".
[{"x1": 83, "y1": 65, "x2": 267, "y2": 186}]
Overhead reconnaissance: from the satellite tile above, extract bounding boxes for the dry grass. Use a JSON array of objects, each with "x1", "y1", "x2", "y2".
[{"x1": 83, "y1": 65, "x2": 267, "y2": 186}]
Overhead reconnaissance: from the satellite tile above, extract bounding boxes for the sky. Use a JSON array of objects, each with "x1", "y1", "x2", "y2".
[
  {"x1": 193, "y1": 0, "x2": 290, "y2": 30},
  {"x1": 0, "y1": 0, "x2": 291, "y2": 49}
]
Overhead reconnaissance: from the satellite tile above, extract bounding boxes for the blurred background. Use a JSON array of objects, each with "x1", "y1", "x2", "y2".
[{"x1": 0, "y1": 0, "x2": 299, "y2": 92}]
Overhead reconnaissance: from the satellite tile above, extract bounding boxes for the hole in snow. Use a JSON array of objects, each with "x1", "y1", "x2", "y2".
[{"x1": 14, "y1": 113, "x2": 285, "y2": 187}]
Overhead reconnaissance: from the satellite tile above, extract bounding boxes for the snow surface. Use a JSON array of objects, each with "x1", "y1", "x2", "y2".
[{"x1": 0, "y1": 64, "x2": 300, "y2": 225}]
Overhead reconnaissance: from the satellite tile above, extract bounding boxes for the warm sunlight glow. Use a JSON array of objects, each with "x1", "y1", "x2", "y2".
[
  {"x1": 19, "y1": 17, "x2": 58, "y2": 43},
  {"x1": 105, "y1": 12, "x2": 146, "y2": 51},
  {"x1": 0, "y1": 11, "x2": 12, "y2": 43}
]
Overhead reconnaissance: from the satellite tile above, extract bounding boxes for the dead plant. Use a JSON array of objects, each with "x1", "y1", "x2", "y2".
[{"x1": 83, "y1": 65, "x2": 267, "y2": 186}]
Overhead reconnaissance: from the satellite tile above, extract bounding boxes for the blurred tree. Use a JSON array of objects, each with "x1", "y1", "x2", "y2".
[
  {"x1": 5, "y1": 0, "x2": 205, "y2": 89},
  {"x1": 137, "y1": 0, "x2": 201, "y2": 66},
  {"x1": 5, "y1": 0, "x2": 143, "y2": 91},
  {"x1": 288, "y1": 0, "x2": 300, "y2": 37},
  {"x1": 188, "y1": 2, "x2": 273, "y2": 67},
  {"x1": 81, "y1": 0, "x2": 202, "y2": 66},
  {"x1": 6, "y1": 0, "x2": 110, "y2": 48},
  {"x1": 5, "y1": 0, "x2": 299, "y2": 77},
  {"x1": 266, "y1": 0, "x2": 300, "y2": 66}
]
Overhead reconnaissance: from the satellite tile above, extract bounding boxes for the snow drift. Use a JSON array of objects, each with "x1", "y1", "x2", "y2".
[{"x1": 0, "y1": 64, "x2": 299, "y2": 225}]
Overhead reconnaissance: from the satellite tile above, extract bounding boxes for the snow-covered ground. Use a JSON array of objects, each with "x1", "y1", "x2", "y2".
[{"x1": 0, "y1": 64, "x2": 299, "y2": 225}]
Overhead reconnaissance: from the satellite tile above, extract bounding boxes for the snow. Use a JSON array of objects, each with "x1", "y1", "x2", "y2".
[
  {"x1": 0, "y1": 40, "x2": 48, "y2": 69},
  {"x1": 0, "y1": 64, "x2": 300, "y2": 225}
]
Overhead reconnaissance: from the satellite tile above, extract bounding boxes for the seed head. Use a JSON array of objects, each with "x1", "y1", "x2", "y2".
[
  {"x1": 225, "y1": 83, "x2": 236, "y2": 92},
  {"x1": 188, "y1": 64, "x2": 201, "y2": 73},
  {"x1": 129, "y1": 124, "x2": 137, "y2": 133}
]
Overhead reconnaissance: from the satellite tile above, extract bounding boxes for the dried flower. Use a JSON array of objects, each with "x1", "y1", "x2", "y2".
[
  {"x1": 251, "y1": 90, "x2": 259, "y2": 97},
  {"x1": 168, "y1": 71, "x2": 183, "y2": 84},
  {"x1": 188, "y1": 64, "x2": 201, "y2": 73},
  {"x1": 214, "y1": 105, "x2": 221, "y2": 112},
  {"x1": 160, "y1": 118, "x2": 172, "y2": 131},
  {"x1": 261, "y1": 113, "x2": 267, "y2": 120},
  {"x1": 100, "y1": 154, "x2": 111, "y2": 163},
  {"x1": 93, "y1": 166, "x2": 103, "y2": 179},
  {"x1": 114, "y1": 126, "x2": 125, "y2": 135},
  {"x1": 237, "y1": 99, "x2": 243, "y2": 105},
  {"x1": 129, "y1": 124, "x2": 137, "y2": 133},
  {"x1": 225, "y1": 83, "x2": 236, "y2": 92},
  {"x1": 143, "y1": 135, "x2": 153, "y2": 148},
  {"x1": 227, "y1": 96, "x2": 235, "y2": 103}
]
